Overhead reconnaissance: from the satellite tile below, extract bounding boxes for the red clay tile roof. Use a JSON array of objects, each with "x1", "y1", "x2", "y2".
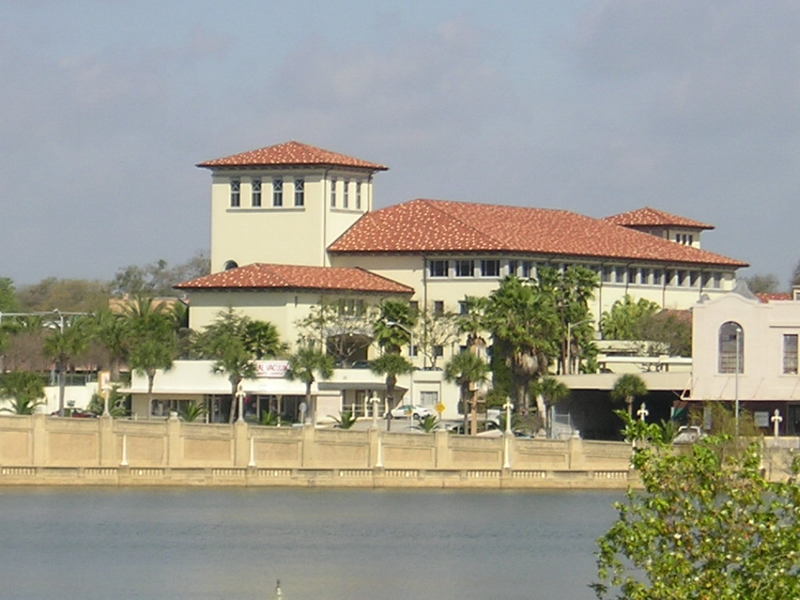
[
  {"x1": 175, "y1": 263, "x2": 413, "y2": 294},
  {"x1": 328, "y1": 198, "x2": 747, "y2": 268},
  {"x1": 756, "y1": 292, "x2": 793, "y2": 303},
  {"x1": 197, "y1": 141, "x2": 388, "y2": 171},
  {"x1": 603, "y1": 207, "x2": 714, "y2": 230}
]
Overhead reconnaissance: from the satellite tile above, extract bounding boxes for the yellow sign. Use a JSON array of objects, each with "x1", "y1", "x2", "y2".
[{"x1": 435, "y1": 403, "x2": 445, "y2": 415}]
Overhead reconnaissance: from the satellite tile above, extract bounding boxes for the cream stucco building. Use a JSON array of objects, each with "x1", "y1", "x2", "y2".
[
  {"x1": 690, "y1": 284, "x2": 800, "y2": 434},
  {"x1": 130, "y1": 141, "x2": 748, "y2": 425}
]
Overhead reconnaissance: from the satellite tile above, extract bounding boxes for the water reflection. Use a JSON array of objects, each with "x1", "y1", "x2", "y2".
[{"x1": 0, "y1": 487, "x2": 621, "y2": 600}]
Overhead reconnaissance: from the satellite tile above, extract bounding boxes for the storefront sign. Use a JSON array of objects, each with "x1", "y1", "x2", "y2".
[{"x1": 255, "y1": 360, "x2": 290, "y2": 378}]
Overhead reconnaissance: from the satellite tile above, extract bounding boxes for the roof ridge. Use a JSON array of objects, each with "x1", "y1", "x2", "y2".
[
  {"x1": 414, "y1": 198, "x2": 523, "y2": 249},
  {"x1": 421, "y1": 199, "x2": 500, "y2": 244}
]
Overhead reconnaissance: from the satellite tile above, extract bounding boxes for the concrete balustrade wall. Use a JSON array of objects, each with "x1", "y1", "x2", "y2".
[{"x1": 0, "y1": 414, "x2": 646, "y2": 488}]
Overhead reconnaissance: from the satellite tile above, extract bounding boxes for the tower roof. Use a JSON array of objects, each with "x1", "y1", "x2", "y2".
[
  {"x1": 197, "y1": 141, "x2": 388, "y2": 171},
  {"x1": 603, "y1": 207, "x2": 714, "y2": 230}
]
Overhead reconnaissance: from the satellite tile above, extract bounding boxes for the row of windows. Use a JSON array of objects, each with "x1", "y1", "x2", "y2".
[
  {"x1": 230, "y1": 178, "x2": 304, "y2": 208},
  {"x1": 718, "y1": 323, "x2": 799, "y2": 375},
  {"x1": 427, "y1": 258, "x2": 724, "y2": 289},
  {"x1": 330, "y1": 179, "x2": 366, "y2": 210},
  {"x1": 675, "y1": 233, "x2": 694, "y2": 245}
]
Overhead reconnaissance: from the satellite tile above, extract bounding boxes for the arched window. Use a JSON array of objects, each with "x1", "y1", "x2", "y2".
[
  {"x1": 223, "y1": 260, "x2": 239, "y2": 271},
  {"x1": 718, "y1": 321, "x2": 743, "y2": 373}
]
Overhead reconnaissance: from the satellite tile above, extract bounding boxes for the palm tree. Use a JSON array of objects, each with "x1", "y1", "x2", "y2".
[
  {"x1": 43, "y1": 314, "x2": 91, "y2": 416},
  {"x1": 531, "y1": 376, "x2": 570, "y2": 435},
  {"x1": 373, "y1": 300, "x2": 416, "y2": 353},
  {"x1": 0, "y1": 371, "x2": 46, "y2": 414},
  {"x1": 482, "y1": 276, "x2": 559, "y2": 415},
  {"x1": 90, "y1": 308, "x2": 130, "y2": 383},
  {"x1": 287, "y1": 343, "x2": 334, "y2": 424},
  {"x1": 611, "y1": 373, "x2": 648, "y2": 418},
  {"x1": 124, "y1": 296, "x2": 179, "y2": 413},
  {"x1": 193, "y1": 309, "x2": 285, "y2": 422},
  {"x1": 369, "y1": 352, "x2": 412, "y2": 431},
  {"x1": 444, "y1": 350, "x2": 490, "y2": 435},
  {"x1": 457, "y1": 296, "x2": 487, "y2": 355}
]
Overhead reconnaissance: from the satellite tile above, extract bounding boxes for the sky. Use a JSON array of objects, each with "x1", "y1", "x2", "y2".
[{"x1": 2, "y1": 0, "x2": 799, "y2": 287}]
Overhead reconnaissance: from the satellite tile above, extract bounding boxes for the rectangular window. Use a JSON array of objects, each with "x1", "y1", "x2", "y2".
[
  {"x1": 338, "y1": 298, "x2": 365, "y2": 316},
  {"x1": 230, "y1": 179, "x2": 240, "y2": 207},
  {"x1": 419, "y1": 391, "x2": 438, "y2": 407},
  {"x1": 690, "y1": 271, "x2": 700, "y2": 287},
  {"x1": 428, "y1": 260, "x2": 448, "y2": 278},
  {"x1": 784, "y1": 334, "x2": 798, "y2": 374},
  {"x1": 433, "y1": 300, "x2": 444, "y2": 315},
  {"x1": 481, "y1": 259, "x2": 500, "y2": 277},
  {"x1": 521, "y1": 261, "x2": 533, "y2": 278},
  {"x1": 356, "y1": 182, "x2": 362, "y2": 209},
  {"x1": 409, "y1": 344, "x2": 418, "y2": 357},
  {"x1": 458, "y1": 301, "x2": 468, "y2": 315},
  {"x1": 653, "y1": 269, "x2": 664, "y2": 286},
  {"x1": 252, "y1": 178, "x2": 261, "y2": 207},
  {"x1": 330, "y1": 178, "x2": 337, "y2": 207},
  {"x1": 602, "y1": 266, "x2": 612, "y2": 283},
  {"x1": 455, "y1": 260, "x2": 474, "y2": 277},
  {"x1": 294, "y1": 178, "x2": 304, "y2": 207},
  {"x1": 507, "y1": 260, "x2": 518, "y2": 276},
  {"x1": 272, "y1": 178, "x2": 283, "y2": 207},
  {"x1": 628, "y1": 268, "x2": 638, "y2": 285},
  {"x1": 666, "y1": 270, "x2": 675, "y2": 286},
  {"x1": 641, "y1": 268, "x2": 652, "y2": 285},
  {"x1": 343, "y1": 181, "x2": 350, "y2": 208},
  {"x1": 433, "y1": 345, "x2": 444, "y2": 358},
  {"x1": 713, "y1": 272, "x2": 722, "y2": 289}
]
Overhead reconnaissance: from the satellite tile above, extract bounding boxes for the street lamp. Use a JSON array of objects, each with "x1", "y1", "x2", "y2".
[
  {"x1": 734, "y1": 325, "x2": 742, "y2": 437},
  {"x1": 565, "y1": 318, "x2": 593, "y2": 375}
]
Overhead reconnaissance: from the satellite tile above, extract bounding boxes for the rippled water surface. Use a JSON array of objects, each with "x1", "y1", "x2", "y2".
[{"x1": 0, "y1": 487, "x2": 621, "y2": 600}]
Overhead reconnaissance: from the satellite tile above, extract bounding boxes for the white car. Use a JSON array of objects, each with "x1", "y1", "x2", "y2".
[{"x1": 389, "y1": 404, "x2": 435, "y2": 419}]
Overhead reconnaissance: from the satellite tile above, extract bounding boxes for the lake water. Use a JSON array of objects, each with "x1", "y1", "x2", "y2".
[{"x1": 0, "y1": 487, "x2": 621, "y2": 600}]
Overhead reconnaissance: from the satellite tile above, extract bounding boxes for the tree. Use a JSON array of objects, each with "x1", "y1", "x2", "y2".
[
  {"x1": 535, "y1": 266, "x2": 598, "y2": 374},
  {"x1": 414, "y1": 306, "x2": 459, "y2": 369},
  {"x1": 0, "y1": 371, "x2": 45, "y2": 414},
  {"x1": 444, "y1": 350, "x2": 490, "y2": 435},
  {"x1": 193, "y1": 309, "x2": 285, "y2": 422},
  {"x1": 456, "y1": 296, "x2": 488, "y2": 354},
  {"x1": 530, "y1": 376, "x2": 570, "y2": 434},
  {"x1": 610, "y1": 373, "x2": 648, "y2": 418},
  {"x1": 792, "y1": 259, "x2": 800, "y2": 287},
  {"x1": 17, "y1": 278, "x2": 109, "y2": 312},
  {"x1": 295, "y1": 302, "x2": 375, "y2": 367},
  {"x1": 639, "y1": 310, "x2": 692, "y2": 357},
  {"x1": 593, "y1": 416, "x2": 800, "y2": 600},
  {"x1": 90, "y1": 308, "x2": 131, "y2": 382},
  {"x1": 369, "y1": 352, "x2": 412, "y2": 431},
  {"x1": 373, "y1": 299, "x2": 416, "y2": 353},
  {"x1": 745, "y1": 273, "x2": 780, "y2": 294},
  {"x1": 125, "y1": 296, "x2": 179, "y2": 410},
  {"x1": 482, "y1": 276, "x2": 559, "y2": 415},
  {"x1": 0, "y1": 277, "x2": 19, "y2": 312},
  {"x1": 600, "y1": 295, "x2": 660, "y2": 340},
  {"x1": 42, "y1": 314, "x2": 92, "y2": 416},
  {"x1": 111, "y1": 251, "x2": 210, "y2": 297},
  {"x1": 286, "y1": 343, "x2": 334, "y2": 424}
]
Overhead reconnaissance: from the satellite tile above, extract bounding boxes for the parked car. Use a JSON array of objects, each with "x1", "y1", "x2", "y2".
[
  {"x1": 389, "y1": 404, "x2": 435, "y2": 419},
  {"x1": 673, "y1": 425, "x2": 704, "y2": 444}
]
